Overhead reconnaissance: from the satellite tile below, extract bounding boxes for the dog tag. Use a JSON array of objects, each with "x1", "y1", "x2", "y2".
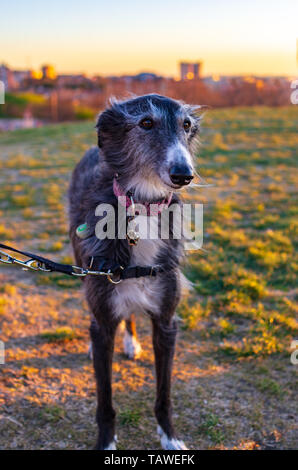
[
  {"x1": 76, "y1": 223, "x2": 91, "y2": 239},
  {"x1": 126, "y1": 228, "x2": 140, "y2": 246},
  {"x1": 126, "y1": 195, "x2": 140, "y2": 246}
]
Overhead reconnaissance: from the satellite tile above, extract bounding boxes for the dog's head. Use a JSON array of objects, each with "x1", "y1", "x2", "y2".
[{"x1": 96, "y1": 94, "x2": 204, "y2": 198}]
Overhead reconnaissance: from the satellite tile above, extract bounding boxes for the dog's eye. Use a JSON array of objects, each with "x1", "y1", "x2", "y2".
[
  {"x1": 183, "y1": 119, "x2": 191, "y2": 132},
  {"x1": 140, "y1": 118, "x2": 153, "y2": 130}
]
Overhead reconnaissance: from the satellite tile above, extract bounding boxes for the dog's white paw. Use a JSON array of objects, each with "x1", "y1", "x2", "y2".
[
  {"x1": 123, "y1": 330, "x2": 142, "y2": 359},
  {"x1": 88, "y1": 342, "x2": 93, "y2": 360},
  {"x1": 103, "y1": 435, "x2": 117, "y2": 450},
  {"x1": 157, "y1": 425, "x2": 188, "y2": 450}
]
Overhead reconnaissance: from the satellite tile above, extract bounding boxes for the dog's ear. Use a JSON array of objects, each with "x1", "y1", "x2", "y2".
[
  {"x1": 95, "y1": 101, "x2": 128, "y2": 148},
  {"x1": 95, "y1": 109, "x2": 116, "y2": 148},
  {"x1": 186, "y1": 104, "x2": 210, "y2": 120}
]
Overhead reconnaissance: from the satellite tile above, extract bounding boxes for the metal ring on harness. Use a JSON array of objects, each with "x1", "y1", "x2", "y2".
[{"x1": 107, "y1": 266, "x2": 124, "y2": 284}]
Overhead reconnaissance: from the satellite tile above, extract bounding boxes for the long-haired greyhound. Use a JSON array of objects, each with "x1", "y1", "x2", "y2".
[{"x1": 68, "y1": 94, "x2": 202, "y2": 450}]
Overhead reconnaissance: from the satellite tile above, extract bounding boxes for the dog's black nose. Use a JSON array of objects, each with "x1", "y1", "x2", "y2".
[{"x1": 170, "y1": 165, "x2": 194, "y2": 186}]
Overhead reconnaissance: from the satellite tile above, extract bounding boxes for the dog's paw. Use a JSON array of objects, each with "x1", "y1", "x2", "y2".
[
  {"x1": 103, "y1": 435, "x2": 117, "y2": 450},
  {"x1": 123, "y1": 330, "x2": 142, "y2": 359},
  {"x1": 103, "y1": 441, "x2": 117, "y2": 450},
  {"x1": 157, "y1": 425, "x2": 188, "y2": 450}
]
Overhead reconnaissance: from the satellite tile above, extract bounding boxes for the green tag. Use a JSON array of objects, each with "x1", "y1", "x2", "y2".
[{"x1": 76, "y1": 223, "x2": 89, "y2": 239}]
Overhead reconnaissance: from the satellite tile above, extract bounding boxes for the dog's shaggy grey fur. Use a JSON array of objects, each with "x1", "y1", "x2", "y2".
[{"x1": 68, "y1": 94, "x2": 201, "y2": 450}]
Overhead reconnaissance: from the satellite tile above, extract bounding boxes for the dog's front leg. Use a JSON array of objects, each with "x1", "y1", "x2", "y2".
[
  {"x1": 90, "y1": 317, "x2": 119, "y2": 450},
  {"x1": 152, "y1": 315, "x2": 188, "y2": 450}
]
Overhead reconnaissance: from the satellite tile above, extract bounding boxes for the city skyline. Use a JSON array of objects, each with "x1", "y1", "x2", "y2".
[
  {"x1": 1, "y1": 0, "x2": 297, "y2": 77},
  {"x1": 1, "y1": 61, "x2": 294, "y2": 81}
]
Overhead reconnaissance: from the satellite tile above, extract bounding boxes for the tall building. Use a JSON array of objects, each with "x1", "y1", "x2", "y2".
[
  {"x1": 180, "y1": 62, "x2": 201, "y2": 80},
  {"x1": 42, "y1": 64, "x2": 57, "y2": 80}
]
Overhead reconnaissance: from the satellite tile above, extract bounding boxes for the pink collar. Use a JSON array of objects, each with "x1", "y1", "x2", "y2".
[{"x1": 113, "y1": 177, "x2": 173, "y2": 216}]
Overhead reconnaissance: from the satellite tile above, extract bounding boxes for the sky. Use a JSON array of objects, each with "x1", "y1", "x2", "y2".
[{"x1": 1, "y1": 0, "x2": 297, "y2": 77}]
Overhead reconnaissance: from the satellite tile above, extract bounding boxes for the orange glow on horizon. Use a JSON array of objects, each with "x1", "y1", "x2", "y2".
[
  {"x1": 186, "y1": 72, "x2": 194, "y2": 80},
  {"x1": 2, "y1": 44, "x2": 297, "y2": 78},
  {"x1": 256, "y1": 79, "x2": 265, "y2": 89},
  {"x1": 30, "y1": 70, "x2": 43, "y2": 80}
]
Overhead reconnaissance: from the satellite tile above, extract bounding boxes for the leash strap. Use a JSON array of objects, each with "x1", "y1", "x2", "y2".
[
  {"x1": 0, "y1": 243, "x2": 164, "y2": 282},
  {"x1": 0, "y1": 243, "x2": 74, "y2": 275}
]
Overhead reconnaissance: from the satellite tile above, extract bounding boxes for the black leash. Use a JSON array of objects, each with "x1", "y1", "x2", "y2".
[{"x1": 0, "y1": 243, "x2": 163, "y2": 284}]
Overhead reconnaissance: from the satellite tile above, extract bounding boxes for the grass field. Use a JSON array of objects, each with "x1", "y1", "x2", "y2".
[{"x1": 0, "y1": 107, "x2": 297, "y2": 450}]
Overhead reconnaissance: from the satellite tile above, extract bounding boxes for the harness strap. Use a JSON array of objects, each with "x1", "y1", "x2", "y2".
[
  {"x1": 89, "y1": 256, "x2": 163, "y2": 280},
  {"x1": 122, "y1": 265, "x2": 159, "y2": 279}
]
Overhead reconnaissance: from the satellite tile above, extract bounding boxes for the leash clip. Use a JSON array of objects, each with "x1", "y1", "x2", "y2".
[
  {"x1": 0, "y1": 250, "x2": 14, "y2": 264},
  {"x1": 23, "y1": 259, "x2": 51, "y2": 272},
  {"x1": 72, "y1": 266, "x2": 88, "y2": 277}
]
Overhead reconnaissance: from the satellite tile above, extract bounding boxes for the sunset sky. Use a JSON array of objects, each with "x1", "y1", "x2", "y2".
[{"x1": 1, "y1": 0, "x2": 297, "y2": 77}]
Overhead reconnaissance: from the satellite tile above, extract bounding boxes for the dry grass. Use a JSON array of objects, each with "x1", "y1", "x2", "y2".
[{"x1": 0, "y1": 108, "x2": 297, "y2": 449}]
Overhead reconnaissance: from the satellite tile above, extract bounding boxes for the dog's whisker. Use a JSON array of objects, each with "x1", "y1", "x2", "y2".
[
  {"x1": 188, "y1": 182, "x2": 214, "y2": 188},
  {"x1": 187, "y1": 169, "x2": 213, "y2": 188}
]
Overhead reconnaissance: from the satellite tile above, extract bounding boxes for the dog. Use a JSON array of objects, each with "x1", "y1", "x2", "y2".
[{"x1": 68, "y1": 94, "x2": 202, "y2": 450}]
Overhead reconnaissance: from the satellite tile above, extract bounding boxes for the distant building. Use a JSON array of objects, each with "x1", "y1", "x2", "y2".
[
  {"x1": 57, "y1": 73, "x2": 94, "y2": 89},
  {"x1": 0, "y1": 64, "x2": 17, "y2": 89},
  {"x1": 42, "y1": 64, "x2": 57, "y2": 80},
  {"x1": 180, "y1": 62, "x2": 201, "y2": 80},
  {"x1": 134, "y1": 72, "x2": 160, "y2": 81},
  {"x1": 0, "y1": 64, "x2": 32, "y2": 90},
  {"x1": 108, "y1": 72, "x2": 162, "y2": 82},
  {"x1": 13, "y1": 70, "x2": 31, "y2": 87},
  {"x1": 30, "y1": 69, "x2": 43, "y2": 80}
]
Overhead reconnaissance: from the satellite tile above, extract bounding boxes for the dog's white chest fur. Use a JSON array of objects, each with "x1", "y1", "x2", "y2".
[{"x1": 111, "y1": 216, "x2": 164, "y2": 319}]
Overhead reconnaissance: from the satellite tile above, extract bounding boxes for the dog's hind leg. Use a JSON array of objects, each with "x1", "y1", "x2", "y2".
[
  {"x1": 123, "y1": 314, "x2": 142, "y2": 359},
  {"x1": 152, "y1": 315, "x2": 188, "y2": 450},
  {"x1": 90, "y1": 316, "x2": 119, "y2": 450}
]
